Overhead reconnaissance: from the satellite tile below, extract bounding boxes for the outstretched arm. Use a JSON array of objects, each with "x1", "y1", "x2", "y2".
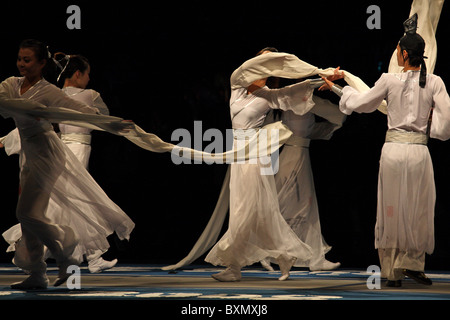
[{"x1": 320, "y1": 74, "x2": 388, "y2": 115}]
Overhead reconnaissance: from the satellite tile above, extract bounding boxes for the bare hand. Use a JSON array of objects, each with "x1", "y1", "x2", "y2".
[
  {"x1": 326, "y1": 67, "x2": 344, "y2": 81},
  {"x1": 318, "y1": 77, "x2": 335, "y2": 91}
]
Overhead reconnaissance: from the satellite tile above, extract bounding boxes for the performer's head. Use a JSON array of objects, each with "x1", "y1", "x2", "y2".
[
  {"x1": 255, "y1": 47, "x2": 280, "y2": 89},
  {"x1": 17, "y1": 39, "x2": 57, "y2": 84},
  {"x1": 54, "y1": 53, "x2": 90, "y2": 89},
  {"x1": 397, "y1": 13, "x2": 427, "y2": 88},
  {"x1": 256, "y1": 47, "x2": 278, "y2": 56},
  {"x1": 398, "y1": 34, "x2": 425, "y2": 67}
]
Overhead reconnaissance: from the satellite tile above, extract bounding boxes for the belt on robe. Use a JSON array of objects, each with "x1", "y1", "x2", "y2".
[
  {"x1": 285, "y1": 135, "x2": 310, "y2": 148},
  {"x1": 233, "y1": 127, "x2": 259, "y2": 140},
  {"x1": 231, "y1": 127, "x2": 282, "y2": 160},
  {"x1": 61, "y1": 133, "x2": 92, "y2": 145},
  {"x1": 385, "y1": 130, "x2": 428, "y2": 145}
]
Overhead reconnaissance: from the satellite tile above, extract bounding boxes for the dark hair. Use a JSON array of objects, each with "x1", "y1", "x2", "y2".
[
  {"x1": 19, "y1": 39, "x2": 58, "y2": 84},
  {"x1": 53, "y1": 53, "x2": 90, "y2": 88},
  {"x1": 399, "y1": 33, "x2": 427, "y2": 88},
  {"x1": 256, "y1": 47, "x2": 278, "y2": 56}
]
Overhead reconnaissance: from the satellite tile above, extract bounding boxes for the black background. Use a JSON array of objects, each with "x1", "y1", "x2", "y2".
[{"x1": 0, "y1": 1, "x2": 449, "y2": 271}]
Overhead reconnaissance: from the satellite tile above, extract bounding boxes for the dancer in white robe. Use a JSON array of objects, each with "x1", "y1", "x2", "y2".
[
  {"x1": 57, "y1": 53, "x2": 109, "y2": 168},
  {"x1": 257, "y1": 78, "x2": 345, "y2": 272},
  {"x1": 57, "y1": 53, "x2": 119, "y2": 273},
  {"x1": 2, "y1": 53, "x2": 121, "y2": 274},
  {"x1": 0, "y1": 39, "x2": 135, "y2": 289},
  {"x1": 274, "y1": 95, "x2": 345, "y2": 271},
  {"x1": 205, "y1": 48, "x2": 345, "y2": 282},
  {"x1": 320, "y1": 14, "x2": 450, "y2": 287}
]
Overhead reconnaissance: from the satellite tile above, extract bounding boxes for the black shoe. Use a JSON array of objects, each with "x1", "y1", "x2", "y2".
[
  {"x1": 386, "y1": 280, "x2": 402, "y2": 287},
  {"x1": 402, "y1": 269, "x2": 432, "y2": 285}
]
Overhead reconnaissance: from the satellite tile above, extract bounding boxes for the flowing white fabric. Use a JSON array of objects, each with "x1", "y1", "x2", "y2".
[
  {"x1": 127, "y1": 121, "x2": 293, "y2": 163},
  {"x1": 205, "y1": 160, "x2": 312, "y2": 268},
  {"x1": 275, "y1": 96, "x2": 345, "y2": 268},
  {"x1": 0, "y1": 96, "x2": 294, "y2": 163},
  {"x1": 0, "y1": 127, "x2": 21, "y2": 156},
  {"x1": 230, "y1": 51, "x2": 388, "y2": 113},
  {"x1": 0, "y1": 77, "x2": 135, "y2": 274},
  {"x1": 275, "y1": 144, "x2": 331, "y2": 267},
  {"x1": 1, "y1": 86, "x2": 131, "y2": 264}
]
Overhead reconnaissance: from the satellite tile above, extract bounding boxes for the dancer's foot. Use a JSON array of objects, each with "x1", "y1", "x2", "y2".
[
  {"x1": 277, "y1": 255, "x2": 296, "y2": 281},
  {"x1": 88, "y1": 258, "x2": 118, "y2": 273},
  {"x1": 54, "y1": 258, "x2": 79, "y2": 287},
  {"x1": 53, "y1": 226, "x2": 79, "y2": 287},
  {"x1": 11, "y1": 273, "x2": 49, "y2": 290},
  {"x1": 211, "y1": 267, "x2": 242, "y2": 282},
  {"x1": 309, "y1": 260, "x2": 341, "y2": 271},
  {"x1": 260, "y1": 259, "x2": 274, "y2": 272},
  {"x1": 402, "y1": 269, "x2": 432, "y2": 285}
]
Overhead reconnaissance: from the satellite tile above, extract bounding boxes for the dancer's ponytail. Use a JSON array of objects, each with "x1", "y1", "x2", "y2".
[
  {"x1": 419, "y1": 56, "x2": 427, "y2": 88},
  {"x1": 399, "y1": 13, "x2": 427, "y2": 88},
  {"x1": 53, "y1": 52, "x2": 90, "y2": 88}
]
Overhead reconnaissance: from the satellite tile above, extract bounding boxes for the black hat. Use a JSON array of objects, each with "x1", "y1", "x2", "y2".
[{"x1": 403, "y1": 13, "x2": 418, "y2": 35}]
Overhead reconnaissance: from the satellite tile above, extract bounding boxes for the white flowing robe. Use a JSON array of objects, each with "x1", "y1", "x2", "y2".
[
  {"x1": 59, "y1": 87, "x2": 109, "y2": 168},
  {"x1": 0, "y1": 77, "x2": 135, "y2": 272},
  {"x1": 1, "y1": 85, "x2": 127, "y2": 264},
  {"x1": 275, "y1": 96, "x2": 346, "y2": 267},
  {"x1": 339, "y1": 71, "x2": 450, "y2": 256},
  {"x1": 204, "y1": 81, "x2": 316, "y2": 268}
]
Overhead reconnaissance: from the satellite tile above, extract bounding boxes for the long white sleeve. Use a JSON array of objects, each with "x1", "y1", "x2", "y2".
[
  {"x1": 230, "y1": 52, "x2": 319, "y2": 90},
  {"x1": 339, "y1": 74, "x2": 388, "y2": 115},
  {"x1": 0, "y1": 128, "x2": 21, "y2": 155},
  {"x1": 0, "y1": 78, "x2": 17, "y2": 118},
  {"x1": 251, "y1": 80, "x2": 315, "y2": 116},
  {"x1": 92, "y1": 91, "x2": 109, "y2": 115},
  {"x1": 43, "y1": 85, "x2": 99, "y2": 114},
  {"x1": 308, "y1": 96, "x2": 346, "y2": 140}
]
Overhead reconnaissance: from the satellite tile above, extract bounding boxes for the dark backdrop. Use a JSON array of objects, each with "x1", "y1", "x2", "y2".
[{"x1": 0, "y1": 1, "x2": 449, "y2": 270}]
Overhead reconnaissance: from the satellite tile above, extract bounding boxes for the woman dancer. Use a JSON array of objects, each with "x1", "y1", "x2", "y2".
[
  {"x1": 56, "y1": 53, "x2": 118, "y2": 273},
  {"x1": 2, "y1": 53, "x2": 121, "y2": 274},
  {"x1": 257, "y1": 78, "x2": 344, "y2": 272},
  {"x1": 273, "y1": 95, "x2": 345, "y2": 272},
  {"x1": 205, "y1": 48, "x2": 340, "y2": 281},
  {"x1": 320, "y1": 14, "x2": 450, "y2": 287},
  {"x1": 0, "y1": 39, "x2": 135, "y2": 289},
  {"x1": 55, "y1": 53, "x2": 109, "y2": 166}
]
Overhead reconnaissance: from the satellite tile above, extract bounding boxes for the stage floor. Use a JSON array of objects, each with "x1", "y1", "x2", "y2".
[{"x1": 1, "y1": 263, "x2": 450, "y2": 301}]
